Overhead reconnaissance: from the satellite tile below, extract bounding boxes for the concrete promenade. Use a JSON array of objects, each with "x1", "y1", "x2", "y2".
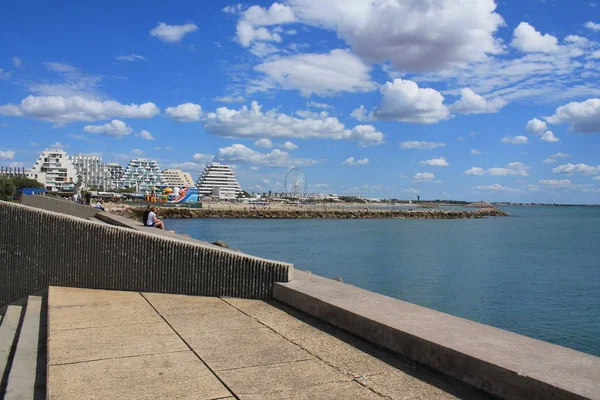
[{"x1": 47, "y1": 287, "x2": 489, "y2": 399}]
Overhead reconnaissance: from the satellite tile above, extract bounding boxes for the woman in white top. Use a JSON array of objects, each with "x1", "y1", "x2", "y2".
[{"x1": 146, "y1": 206, "x2": 165, "y2": 230}]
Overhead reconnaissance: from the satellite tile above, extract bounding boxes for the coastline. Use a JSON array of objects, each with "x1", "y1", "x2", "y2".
[{"x1": 105, "y1": 203, "x2": 509, "y2": 220}]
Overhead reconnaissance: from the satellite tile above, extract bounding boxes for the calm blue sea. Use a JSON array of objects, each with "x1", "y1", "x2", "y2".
[{"x1": 165, "y1": 206, "x2": 600, "y2": 357}]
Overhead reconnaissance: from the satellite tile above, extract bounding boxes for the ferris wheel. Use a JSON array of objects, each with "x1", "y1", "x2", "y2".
[{"x1": 285, "y1": 167, "x2": 307, "y2": 198}]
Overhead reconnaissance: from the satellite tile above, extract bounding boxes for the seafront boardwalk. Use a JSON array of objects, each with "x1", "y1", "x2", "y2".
[{"x1": 46, "y1": 287, "x2": 488, "y2": 399}]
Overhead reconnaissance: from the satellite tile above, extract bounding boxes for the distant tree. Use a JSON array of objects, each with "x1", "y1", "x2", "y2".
[
  {"x1": 11, "y1": 176, "x2": 44, "y2": 189},
  {"x1": 0, "y1": 177, "x2": 17, "y2": 201}
]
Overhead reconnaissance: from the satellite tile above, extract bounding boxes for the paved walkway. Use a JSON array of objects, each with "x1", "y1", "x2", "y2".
[{"x1": 47, "y1": 287, "x2": 489, "y2": 399}]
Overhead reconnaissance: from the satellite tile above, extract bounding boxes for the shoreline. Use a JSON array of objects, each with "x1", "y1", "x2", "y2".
[{"x1": 106, "y1": 203, "x2": 509, "y2": 220}]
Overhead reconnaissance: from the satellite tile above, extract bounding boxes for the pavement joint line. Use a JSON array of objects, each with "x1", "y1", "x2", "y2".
[
  {"x1": 139, "y1": 293, "x2": 240, "y2": 400},
  {"x1": 220, "y1": 298, "x2": 401, "y2": 400},
  {"x1": 48, "y1": 350, "x2": 190, "y2": 367},
  {"x1": 353, "y1": 377, "x2": 392, "y2": 399},
  {"x1": 213, "y1": 356, "x2": 317, "y2": 373},
  {"x1": 49, "y1": 321, "x2": 165, "y2": 332},
  {"x1": 220, "y1": 298, "x2": 367, "y2": 380}
]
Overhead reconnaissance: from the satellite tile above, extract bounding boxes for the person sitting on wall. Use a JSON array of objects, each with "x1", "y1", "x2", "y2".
[
  {"x1": 142, "y1": 205, "x2": 151, "y2": 226},
  {"x1": 85, "y1": 191, "x2": 92, "y2": 205},
  {"x1": 93, "y1": 200, "x2": 105, "y2": 211},
  {"x1": 146, "y1": 206, "x2": 165, "y2": 230}
]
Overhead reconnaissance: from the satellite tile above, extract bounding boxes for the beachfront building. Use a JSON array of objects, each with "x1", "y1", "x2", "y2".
[
  {"x1": 196, "y1": 162, "x2": 241, "y2": 200},
  {"x1": 106, "y1": 163, "x2": 124, "y2": 190},
  {"x1": 27, "y1": 149, "x2": 76, "y2": 193},
  {"x1": 0, "y1": 166, "x2": 27, "y2": 178},
  {"x1": 72, "y1": 154, "x2": 110, "y2": 190},
  {"x1": 162, "y1": 169, "x2": 195, "y2": 187},
  {"x1": 119, "y1": 158, "x2": 165, "y2": 192}
]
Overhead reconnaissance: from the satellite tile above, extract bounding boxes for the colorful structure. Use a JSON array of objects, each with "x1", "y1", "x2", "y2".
[{"x1": 144, "y1": 187, "x2": 199, "y2": 203}]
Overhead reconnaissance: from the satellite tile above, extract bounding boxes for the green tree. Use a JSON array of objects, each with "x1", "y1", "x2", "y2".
[
  {"x1": 0, "y1": 177, "x2": 17, "y2": 201},
  {"x1": 11, "y1": 176, "x2": 44, "y2": 189}
]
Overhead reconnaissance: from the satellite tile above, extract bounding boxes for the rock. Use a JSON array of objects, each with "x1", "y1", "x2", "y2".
[
  {"x1": 212, "y1": 240, "x2": 232, "y2": 249},
  {"x1": 334, "y1": 277, "x2": 343, "y2": 282}
]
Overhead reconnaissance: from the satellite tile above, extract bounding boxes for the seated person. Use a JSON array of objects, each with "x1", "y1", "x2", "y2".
[
  {"x1": 92, "y1": 200, "x2": 105, "y2": 211},
  {"x1": 146, "y1": 207, "x2": 165, "y2": 230}
]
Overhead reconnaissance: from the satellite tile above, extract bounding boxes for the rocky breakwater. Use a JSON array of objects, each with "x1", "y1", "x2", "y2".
[{"x1": 109, "y1": 205, "x2": 509, "y2": 220}]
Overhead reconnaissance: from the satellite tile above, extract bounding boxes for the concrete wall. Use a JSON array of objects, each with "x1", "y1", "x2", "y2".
[
  {"x1": 21, "y1": 195, "x2": 99, "y2": 219},
  {"x1": 274, "y1": 271, "x2": 600, "y2": 400},
  {"x1": 0, "y1": 201, "x2": 293, "y2": 307}
]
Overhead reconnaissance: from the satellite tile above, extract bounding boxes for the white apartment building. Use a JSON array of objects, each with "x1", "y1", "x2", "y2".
[
  {"x1": 120, "y1": 158, "x2": 165, "y2": 192},
  {"x1": 196, "y1": 163, "x2": 241, "y2": 200},
  {"x1": 106, "y1": 163, "x2": 125, "y2": 190},
  {"x1": 162, "y1": 169, "x2": 195, "y2": 187},
  {"x1": 72, "y1": 154, "x2": 109, "y2": 190},
  {"x1": 28, "y1": 149, "x2": 77, "y2": 193}
]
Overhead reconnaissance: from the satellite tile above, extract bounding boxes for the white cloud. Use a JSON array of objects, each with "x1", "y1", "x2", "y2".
[
  {"x1": 115, "y1": 54, "x2": 147, "y2": 62},
  {"x1": 413, "y1": 172, "x2": 435, "y2": 181},
  {"x1": 464, "y1": 167, "x2": 485, "y2": 176},
  {"x1": 541, "y1": 130, "x2": 560, "y2": 142},
  {"x1": 49, "y1": 142, "x2": 65, "y2": 149},
  {"x1": 130, "y1": 148, "x2": 144, "y2": 157},
  {"x1": 150, "y1": 22, "x2": 198, "y2": 43},
  {"x1": 372, "y1": 79, "x2": 449, "y2": 124},
  {"x1": 501, "y1": 135, "x2": 528, "y2": 145},
  {"x1": 281, "y1": 141, "x2": 298, "y2": 150},
  {"x1": 165, "y1": 103, "x2": 202, "y2": 122},
  {"x1": 192, "y1": 153, "x2": 215, "y2": 164},
  {"x1": 0, "y1": 151, "x2": 15, "y2": 160},
  {"x1": 0, "y1": 95, "x2": 159, "y2": 125},
  {"x1": 473, "y1": 183, "x2": 520, "y2": 192},
  {"x1": 511, "y1": 22, "x2": 559, "y2": 53},
  {"x1": 553, "y1": 163, "x2": 600, "y2": 175},
  {"x1": 593, "y1": 176, "x2": 600, "y2": 180},
  {"x1": 543, "y1": 158, "x2": 557, "y2": 164},
  {"x1": 549, "y1": 152, "x2": 571, "y2": 159},
  {"x1": 83, "y1": 119, "x2": 132, "y2": 138},
  {"x1": 546, "y1": 98, "x2": 600, "y2": 133},
  {"x1": 584, "y1": 21, "x2": 600, "y2": 31},
  {"x1": 471, "y1": 149, "x2": 481, "y2": 155},
  {"x1": 350, "y1": 105, "x2": 368, "y2": 121},
  {"x1": 400, "y1": 141, "x2": 446, "y2": 150},
  {"x1": 12, "y1": 57, "x2": 22, "y2": 68},
  {"x1": 168, "y1": 162, "x2": 206, "y2": 173},
  {"x1": 538, "y1": 179, "x2": 573, "y2": 188},
  {"x1": 213, "y1": 96, "x2": 245, "y2": 103},
  {"x1": 253, "y1": 49, "x2": 376, "y2": 96},
  {"x1": 286, "y1": 0, "x2": 503, "y2": 72},
  {"x1": 449, "y1": 88, "x2": 506, "y2": 114},
  {"x1": 526, "y1": 118, "x2": 548, "y2": 135},
  {"x1": 235, "y1": 3, "x2": 296, "y2": 47},
  {"x1": 342, "y1": 157, "x2": 369, "y2": 166},
  {"x1": 419, "y1": 157, "x2": 449, "y2": 167},
  {"x1": 402, "y1": 188, "x2": 420, "y2": 195},
  {"x1": 464, "y1": 162, "x2": 529, "y2": 177},
  {"x1": 203, "y1": 101, "x2": 384, "y2": 146},
  {"x1": 137, "y1": 130, "x2": 155, "y2": 140},
  {"x1": 217, "y1": 144, "x2": 318, "y2": 167},
  {"x1": 254, "y1": 138, "x2": 273, "y2": 148},
  {"x1": 306, "y1": 101, "x2": 333, "y2": 109}
]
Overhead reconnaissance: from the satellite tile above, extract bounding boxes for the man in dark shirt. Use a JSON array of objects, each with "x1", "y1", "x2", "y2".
[{"x1": 142, "y1": 205, "x2": 151, "y2": 226}]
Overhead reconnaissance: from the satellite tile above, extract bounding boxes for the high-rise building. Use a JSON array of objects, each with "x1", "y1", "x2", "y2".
[
  {"x1": 72, "y1": 154, "x2": 109, "y2": 190},
  {"x1": 106, "y1": 163, "x2": 125, "y2": 190},
  {"x1": 27, "y1": 149, "x2": 77, "y2": 193},
  {"x1": 196, "y1": 163, "x2": 241, "y2": 200},
  {"x1": 120, "y1": 158, "x2": 164, "y2": 192},
  {"x1": 162, "y1": 169, "x2": 195, "y2": 187}
]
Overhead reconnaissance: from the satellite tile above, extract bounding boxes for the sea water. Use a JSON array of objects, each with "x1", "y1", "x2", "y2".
[{"x1": 165, "y1": 206, "x2": 600, "y2": 357}]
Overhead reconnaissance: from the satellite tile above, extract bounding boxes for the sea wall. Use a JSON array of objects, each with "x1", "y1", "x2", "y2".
[
  {"x1": 0, "y1": 201, "x2": 293, "y2": 307},
  {"x1": 113, "y1": 206, "x2": 508, "y2": 220}
]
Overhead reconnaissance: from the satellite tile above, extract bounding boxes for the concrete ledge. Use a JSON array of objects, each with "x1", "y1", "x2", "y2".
[
  {"x1": 21, "y1": 195, "x2": 99, "y2": 219},
  {"x1": 274, "y1": 270, "x2": 600, "y2": 400}
]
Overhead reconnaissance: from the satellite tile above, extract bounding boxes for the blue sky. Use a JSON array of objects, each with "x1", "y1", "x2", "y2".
[{"x1": 1, "y1": 0, "x2": 600, "y2": 203}]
